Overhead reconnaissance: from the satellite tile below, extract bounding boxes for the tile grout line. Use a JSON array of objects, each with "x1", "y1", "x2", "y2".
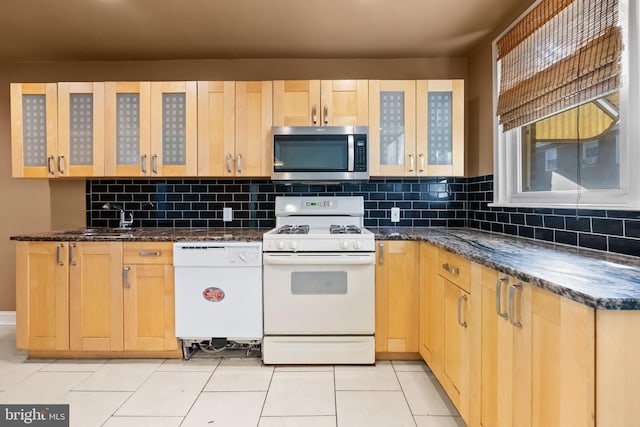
[
  {"x1": 256, "y1": 361, "x2": 276, "y2": 426},
  {"x1": 391, "y1": 361, "x2": 419, "y2": 427},
  {"x1": 333, "y1": 365, "x2": 338, "y2": 426}
]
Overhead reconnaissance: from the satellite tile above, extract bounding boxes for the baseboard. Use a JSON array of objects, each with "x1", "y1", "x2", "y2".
[{"x1": 0, "y1": 311, "x2": 16, "y2": 325}]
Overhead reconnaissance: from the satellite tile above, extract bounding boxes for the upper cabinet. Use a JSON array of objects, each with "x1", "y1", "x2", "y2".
[
  {"x1": 416, "y1": 80, "x2": 464, "y2": 176},
  {"x1": 150, "y1": 82, "x2": 198, "y2": 177},
  {"x1": 11, "y1": 83, "x2": 58, "y2": 178},
  {"x1": 234, "y1": 81, "x2": 273, "y2": 177},
  {"x1": 197, "y1": 81, "x2": 235, "y2": 176},
  {"x1": 104, "y1": 82, "x2": 151, "y2": 176},
  {"x1": 273, "y1": 80, "x2": 368, "y2": 127},
  {"x1": 369, "y1": 80, "x2": 416, "y2": 176}
]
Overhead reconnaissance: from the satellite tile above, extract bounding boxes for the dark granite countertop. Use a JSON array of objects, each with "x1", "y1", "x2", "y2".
[
  {"x1": 11, "y1": 226, "x2": 640, "y2": 310},
  {"x1": 9, "y1": 227, "x2": 267, "y2": 242},
  {"x1": 370, "y1": 227, "x2": 640, "y2": 310}
]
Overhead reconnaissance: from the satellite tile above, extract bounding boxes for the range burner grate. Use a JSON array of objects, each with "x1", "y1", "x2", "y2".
[
  {"x1": 329, "y1": 224, "x2": 362, "y2": 234},
  {"x1": 276, "y1": 224, "x2": 310, "y2": 235}
]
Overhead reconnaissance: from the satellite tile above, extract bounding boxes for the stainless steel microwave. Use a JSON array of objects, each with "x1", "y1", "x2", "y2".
[{"x1": 271, "y1": 126, "x2": 369, "y2": 182}]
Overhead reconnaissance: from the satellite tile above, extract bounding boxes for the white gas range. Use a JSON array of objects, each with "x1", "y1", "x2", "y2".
[{"x1": 262, "y1": 196, "x2": 375, "y2": 365}]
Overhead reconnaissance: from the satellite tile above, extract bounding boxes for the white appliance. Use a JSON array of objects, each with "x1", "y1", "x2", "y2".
[
  {"x1": 262, "y1": 196, "x2": 375, "y2": 364},
  {"x1": 174, "y1": 241, "x2": 262, "y2": 359}
]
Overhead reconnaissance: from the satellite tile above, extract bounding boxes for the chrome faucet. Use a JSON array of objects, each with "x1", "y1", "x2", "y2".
[{"x1": 101, "y1": 203, "x2": 134, "y2": 229}]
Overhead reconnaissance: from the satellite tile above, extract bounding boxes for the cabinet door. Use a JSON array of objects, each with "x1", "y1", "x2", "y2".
[
  {"x1": 419, "y1": 243, "x2": 444, "y2": 373},
  {"x1": 57, "y1": 82, "x2": 105, "y2": 176},
  {"x1": 105, "y1": 82, "x2": 151, "y2": 176},
  {"x1": 375, "y1": 241, "x2": 420, "y2": 353},
  {"x1": 530, "y1": 286, "x2": 595, "y2": 427},
  {"x1": 197, "y1": 81, "x2": 235, "y2": 176},
  {"x1": 69, "y1": 242, "x2": 123, "y2": 352},
  {"x1": 321, "y1": 80, "x2": 368, "y2": 126},
  {"x1": 369, "y1": 80, "x2": 416, "y2": 176},
  {"x1": 10, "y1": 83, "x2": 58, "y2": 178},
  {"x1": 442, "y1": 277, "x2": 470, "y2": 413},
  {"x1": 235, "y1": 81, "x2": 273, "y2": 177},
  {"x1": 416, "y1": 80, "x2": 464, "y2": 176},
  {"x1": 123, "y1": 264, "x2": 177, "y2": 351},
  {"x1": 150, "y1": 81, "x2": 198, "y2": 176},
  {"x1": 273, "y1": 80, "x2": 321, "y2": 126},
  {"x1": 15, "y1": 242, "x2": 69, "y2": 351}
]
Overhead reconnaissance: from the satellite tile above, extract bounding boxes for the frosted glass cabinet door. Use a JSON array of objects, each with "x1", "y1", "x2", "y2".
[
  {"x1": 58, "y1": 82, "x2": 105, "y2": 177},
  {"x1": 417, "y1": 80, "x2": 464, "y2": 176},
  {"x1": 369, "y1": 80, "x2": 416, "y2": 176},
  {"x1": 150, "y1": 82, "x2": 198, "y2": 177},
  {"x1": 10, "y1": 83, "x2": 58, "y2": 178},
  {"x1": 105, "y1": 82, "x2": 151, "y2": 176}
]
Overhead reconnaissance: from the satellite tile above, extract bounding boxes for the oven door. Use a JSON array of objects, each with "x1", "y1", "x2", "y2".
[{"x1": 263, "y1": 252, "x2": 375, "y2": 335}]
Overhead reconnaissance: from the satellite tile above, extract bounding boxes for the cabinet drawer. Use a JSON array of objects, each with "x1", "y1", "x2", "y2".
[
  {"x1": 124, "y1": 243, "x2": 173, "y2": 264},
  {"x1": 438, "y1": 250, "x2": 470, "y2": 293}
]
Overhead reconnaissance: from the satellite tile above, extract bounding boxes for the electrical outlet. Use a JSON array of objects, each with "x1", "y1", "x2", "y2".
[
  {"x1": 223, "y1": 207, "x2": 233, "y2": 222},
  {"x1": 391, "y1": 207, "x2": 400, "y2": 223}
]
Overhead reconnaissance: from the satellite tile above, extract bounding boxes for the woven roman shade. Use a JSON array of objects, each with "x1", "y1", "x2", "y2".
[{"x1": 496, "y1": 0, "x2": 621, "y2": 131}]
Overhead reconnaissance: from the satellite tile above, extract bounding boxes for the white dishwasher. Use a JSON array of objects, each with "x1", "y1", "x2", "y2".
[{"x1": 173, "y1": 241, "x2": 263, "y2": 359}]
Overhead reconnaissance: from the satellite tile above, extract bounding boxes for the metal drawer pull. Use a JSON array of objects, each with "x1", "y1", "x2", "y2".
[
  {"x1": 237, "y1": 154, "x2": 242, "y2": 173},
  {"x1": 418, "y1": 153, "x2": 425, "y2": 172},
  {"x1": 323, "y1": 105, "x2": 328, "y2": 124},
  {"x1": 47, "y1": 155, "x2": 55, "y2": 175},
  {"x1": 378, "y1": 242, "x2": 384, "y2": 265},
  {"x1": 69, "y1": 243, "x2": 77, "y2": 266},
  {"x1": 123, "y1": 266, "x2": 131, "y2": 288},
  {"x1": 57, "y1": 155, "x2": 65, "y2": 174},
  {"x1": 141, "y1": 154, "x2": 147, "y2": 173},
  {"x1": 151, "y1": 154, "x2": 158, "y2": 174},
  {"x1": 226, "y1": 153, "x2": 232, "y2": 173},
  {"x1": 457, "y1": 294, "x2": 468, "y2": 328},
  {"x1": 496, "y1": 277, "x2": 509, "y2": 319},
  {"x1": 408, "y1": 153, "x2": 415, "y2": 172},
  {"x1": 56, "y1": 243, "x2": 65, "y2": 266},
  {"x1": 508, "y1": 283, "x2": 523, "y2": 328},
  {"x1": 312, "y1": 105, "x2": 317, "y2": 125},
  {"x1": 139, "y1": 251, "x2": 162, "y2": 257},
  {"x1": 442, "y1": 263, "x2": 459, "y2": 275}
]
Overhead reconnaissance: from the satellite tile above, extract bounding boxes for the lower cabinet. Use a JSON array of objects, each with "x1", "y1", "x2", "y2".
[
  {"x1": 375, "y1": 240, "x2": 420, "y2": 355},
  {"x1": 16, "y1": 241, "x2": 179, "y2": 356}
]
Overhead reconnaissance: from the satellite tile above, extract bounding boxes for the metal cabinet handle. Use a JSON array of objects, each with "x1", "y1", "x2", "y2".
[
  {"x1": 496, "y1": 276, "x2": 509, "y2": 319},
  {"x1": 408, "y1": 154, "x2": 415, "y2": 172},
  {"x1": 419, "y1": 154, "x2": 425, "y2": 172},
  {"x1": 457, "y1": 294, "x2": 468, "y2": 328},
  {"x1": 56, "y1": 243, "x2": 65, "y2": 266},
  {"x1": 237, "y1": 154, "x2": 242, "y2": 173},
  {"x1": 378, "y1": 242, "x2": 384, "y2": 265},
  {"x1": 151, "y1": 154, "x2": 158, "y2": 174},
  {"x1": 312, "y1": 105, "x2": 317, "y2": 125},
  {"x1": 69, "y1": 243, "x2": 77, "y2": 266},
  {"x1": 226, "y1": 153, "x2": 232, "y2": 173},
  {"x1": 57, "y1": 155, "x2": 65, "y2": 174},
  {"x1": 141, "y1": 154, "x2": 147, "y2": 174},
  {"x1": 323, "y1": 105, "x2": 328, "y2": 125},
  {"x1": 47, "y1": 155, "x2": 55, "y2": 175},
  {"x1": 123, "y1": 266, "x2": 131, "y2": 289},
  {"x1": 442, "y1": 263, "x2": 459, "y2": 275},
  {"x1": 508, "y1": 283, "x2": 523, "y2": 328},
  {"x1": 139, "y1": 251, "x2": 161, "y2": 257}
]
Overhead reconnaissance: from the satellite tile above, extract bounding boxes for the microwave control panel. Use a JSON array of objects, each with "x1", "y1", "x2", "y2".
[{"x1": 355, "y1": 137, "x2": 367, "y2": 171}]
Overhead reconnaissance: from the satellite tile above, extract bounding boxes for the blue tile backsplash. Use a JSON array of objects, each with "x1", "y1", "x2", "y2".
[{"x1": 86, "y1": 174, "x2": 640, "y2": 257}]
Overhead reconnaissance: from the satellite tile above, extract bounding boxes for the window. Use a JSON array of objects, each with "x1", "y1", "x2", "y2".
[{"x1": 493, "y1": 0, "x2": 640, "y2": 209}]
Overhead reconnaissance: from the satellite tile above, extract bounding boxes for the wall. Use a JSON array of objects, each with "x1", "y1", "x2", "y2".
[{"x1": 0, "y1": 57, "x2": 467, "y2": 311}]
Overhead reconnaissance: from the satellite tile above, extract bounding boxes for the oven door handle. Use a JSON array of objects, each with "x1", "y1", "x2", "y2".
[{"x1": 263, "y1": 254, "x2": 374, "y2": 266}]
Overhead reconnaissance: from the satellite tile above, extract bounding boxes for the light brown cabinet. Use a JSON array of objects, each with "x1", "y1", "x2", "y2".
[
  {"x1": 15, "y1": 241, "x2": 179, "y2": 357},
  {"x1": 11, "y1": 83, "x2": 58, "y2": 178},
  {"x1": 197, "y1": 81, "x2": 236, "y2": 176},
  {"x1": 375, "y1": 240, "x2": 420, "y2": 355},
  {"x1": 123, "y1": 242, "x2": 178, "y2": 351},
  {"x1": 273, "y1": 80, "x2": 368, "y2": 127},
  {"x1": 234, "y1": 81, "x2": 273, "y2": 177}
]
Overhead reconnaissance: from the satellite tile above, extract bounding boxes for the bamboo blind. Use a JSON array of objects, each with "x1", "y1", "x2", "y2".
[{"x1": 496, "y1": 0, "x2": 621, "y2": 130}]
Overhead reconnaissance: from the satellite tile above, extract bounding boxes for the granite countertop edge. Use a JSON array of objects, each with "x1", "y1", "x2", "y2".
[{"x1": 10, "y1": 226, "x2": 640, "y2": 310}]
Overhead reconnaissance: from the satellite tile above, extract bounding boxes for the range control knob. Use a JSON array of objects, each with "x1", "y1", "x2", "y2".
[
  {"x1": 353, "y1": 241, "x2": 363, "y2": 249},
  {"x1": 339, "y1": 240, "x2": 349, "y2": 249},
  {"x1": 276, "y1": 241, "x2": 286, "y2": 250},
  {"x1": 289, "y1": 241, "x2": 299, "y2": 251}
]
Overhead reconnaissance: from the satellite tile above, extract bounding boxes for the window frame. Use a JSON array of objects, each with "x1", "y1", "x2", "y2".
[{"x1": 492, "y1": 0, "x2": 640, "y2": 210}]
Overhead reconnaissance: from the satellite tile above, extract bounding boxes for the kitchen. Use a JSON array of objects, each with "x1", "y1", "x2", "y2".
[{"x1": 2, "y1": 0, "x2": 640, "y2": 426}]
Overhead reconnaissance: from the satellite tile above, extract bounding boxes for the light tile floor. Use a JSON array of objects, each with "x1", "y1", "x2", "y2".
[{"x1": 0, "y1": 326, "x2": 465, "y2": 426}]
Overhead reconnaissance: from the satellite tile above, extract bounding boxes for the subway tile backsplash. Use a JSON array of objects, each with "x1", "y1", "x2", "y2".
[
  {"x1": 86, "y1": 177, "x2": 468, "y2": 230},
  {"x1": 86, "y1": 174, "x2": 640, "y2": 257}
]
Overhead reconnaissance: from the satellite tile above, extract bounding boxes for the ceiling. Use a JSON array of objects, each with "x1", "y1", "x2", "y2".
[{"x1": 0, "y1": 0, "x2": 534, "y2": 62}]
